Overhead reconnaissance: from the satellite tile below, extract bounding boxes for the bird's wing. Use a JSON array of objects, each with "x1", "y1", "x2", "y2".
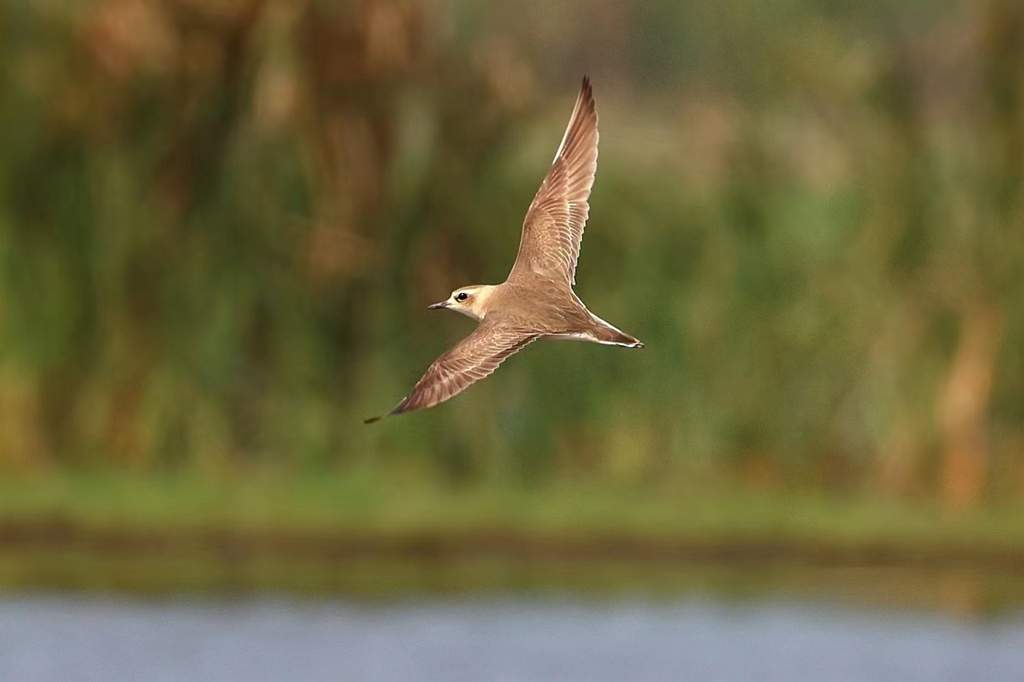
[
  {"x1": 508, "y1": 76, "x2": 599, "y2": 288},
  {"x1": 365, "y1": 319, "x2": 538, "y2": 422}
]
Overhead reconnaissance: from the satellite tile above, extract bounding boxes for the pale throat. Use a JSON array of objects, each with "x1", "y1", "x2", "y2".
[{"x1": 464, "y1": 284, "x2": 497, "y2": 320}]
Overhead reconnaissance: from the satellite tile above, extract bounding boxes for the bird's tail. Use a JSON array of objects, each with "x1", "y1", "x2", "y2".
[{"x1": 589, "y1": 315, "x2": 644, "y2": 348}]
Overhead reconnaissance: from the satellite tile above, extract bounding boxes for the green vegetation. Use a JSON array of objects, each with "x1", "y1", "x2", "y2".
[
  {"x1": 0, "y1": 1, "x2": 1023, "y2": 595},
  {"x1": 2, "y1": 469, "x2": 1024, "y2": 551},
  {"x1": 2, "y1": 470, "x2": 1024, "y2": 605}
]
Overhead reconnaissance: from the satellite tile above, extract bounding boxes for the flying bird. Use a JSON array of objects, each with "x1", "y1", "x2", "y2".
[{"x1": 366, "y1": 77, "x2": 642, "y2": 423}]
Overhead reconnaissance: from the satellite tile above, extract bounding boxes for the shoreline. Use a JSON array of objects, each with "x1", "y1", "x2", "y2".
[{"x1": 1, "y1": 517, "x2": 1024, "y2": 572}]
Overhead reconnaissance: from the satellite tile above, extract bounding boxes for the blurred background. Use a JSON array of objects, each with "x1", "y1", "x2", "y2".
[{"x1": 1, "y1": 0, "x2": 1024, "y2": 679}]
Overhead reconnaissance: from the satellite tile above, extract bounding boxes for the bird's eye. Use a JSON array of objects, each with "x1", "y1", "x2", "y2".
[{"x1": 455, "y1": 292, "x2": 469, "y2": 302}]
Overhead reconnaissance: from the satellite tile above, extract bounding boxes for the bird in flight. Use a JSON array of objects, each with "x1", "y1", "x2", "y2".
[{"x1": 366, "y1": 77, "x2": 642, "y2": 423}]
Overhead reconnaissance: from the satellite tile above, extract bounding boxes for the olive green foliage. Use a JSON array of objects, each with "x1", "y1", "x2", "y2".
[{"x1": 0, "y1": 0, "x2": 1021, "y2": 504}]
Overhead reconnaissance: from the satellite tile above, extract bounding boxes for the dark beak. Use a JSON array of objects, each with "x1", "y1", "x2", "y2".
[{"x1": 427, "y1": 300, "x2": 449, "y2": 310}]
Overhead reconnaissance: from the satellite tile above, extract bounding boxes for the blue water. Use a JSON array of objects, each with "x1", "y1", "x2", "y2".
[{"x1": 0, "y1": 596, "x2": 1022, "y2": 681}]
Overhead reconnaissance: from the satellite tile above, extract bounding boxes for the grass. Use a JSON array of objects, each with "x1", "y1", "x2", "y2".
[
  {"x1": 1, "y1": 468, "x2": 1023, "y2": 551},
  {"x1": 1, "y1": 469, "x2": 1024, "y2": 606}
]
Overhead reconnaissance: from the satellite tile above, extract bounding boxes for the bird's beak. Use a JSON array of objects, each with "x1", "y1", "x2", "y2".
[{"x1": 427, "y1": 300, "x2": 449, "y2": 310}]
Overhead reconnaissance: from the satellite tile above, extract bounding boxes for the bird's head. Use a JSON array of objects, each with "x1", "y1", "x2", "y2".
[{"x1": 428, "y1": 285, "x2": 495, "y2": 321}]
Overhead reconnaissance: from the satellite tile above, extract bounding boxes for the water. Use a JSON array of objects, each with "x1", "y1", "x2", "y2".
[{"x1": 0, "y1": 595, "x2": 1022, "y2": 682}]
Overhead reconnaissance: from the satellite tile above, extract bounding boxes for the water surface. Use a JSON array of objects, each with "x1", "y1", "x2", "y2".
[{"x1": 1, "y1": 595, "x2": 1022, "y2": 682}]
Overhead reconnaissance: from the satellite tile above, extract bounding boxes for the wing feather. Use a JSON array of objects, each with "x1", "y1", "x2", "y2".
[
  {"x1": 509, "y1": 76, "x2": 599, "y2": 287},
  {"x1": 365, "y1": 320, "x2": 538, "y2": 422}
]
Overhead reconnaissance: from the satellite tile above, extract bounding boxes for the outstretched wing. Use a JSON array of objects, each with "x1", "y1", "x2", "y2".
[
  {"x1": 365, "y1": 320, "x2": 538, "y2": 422},
  {"x1": 509, "y1": 76, "x2": 599, "y2": 287}
]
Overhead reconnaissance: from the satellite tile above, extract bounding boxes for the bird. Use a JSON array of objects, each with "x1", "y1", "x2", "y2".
[{"x1": 365, "y1": 77, "x2": 642, "y2": 424}]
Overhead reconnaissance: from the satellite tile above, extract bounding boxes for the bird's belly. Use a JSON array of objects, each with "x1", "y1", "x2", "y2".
[{"x1": 547, "y1": 332, "x2": 597, "y2": 342}]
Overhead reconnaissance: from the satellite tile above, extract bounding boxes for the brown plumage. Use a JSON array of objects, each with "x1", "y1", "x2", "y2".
[{"x1": 365, "y1": 77, "x2": 643, "y2": 424}]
